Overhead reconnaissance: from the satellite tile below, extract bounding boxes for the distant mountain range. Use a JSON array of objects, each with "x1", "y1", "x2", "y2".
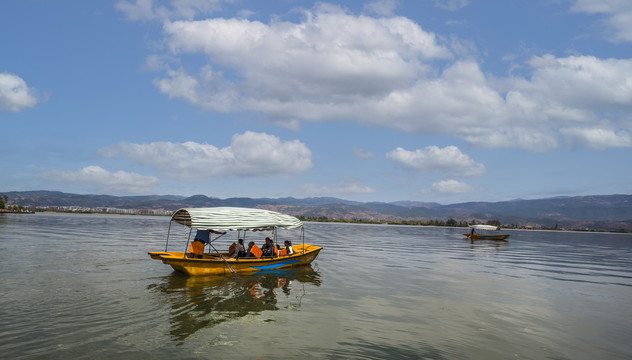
[{"x1": 3, "y1": 190, "x2": 632, "y2": 231}]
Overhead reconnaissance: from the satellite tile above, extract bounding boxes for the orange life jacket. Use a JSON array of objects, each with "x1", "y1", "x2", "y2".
[
  {"x1": 189, "y1": 241, "x2": 205, "y2": 256},
  {"x1": 250, "y1": 244, "x2": 263, "y2": 258},
  {"x1": 278, "y1": 248, "x2": 287, "y2": 256}
]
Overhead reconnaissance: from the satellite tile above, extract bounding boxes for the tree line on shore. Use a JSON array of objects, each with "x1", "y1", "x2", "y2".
[
  {"x1": 295, "y1": 216, "x2": 629, "y2": 232},
  {"x1": 297, "y1": 216, "x2": 503, "y2": 228},
  {"x1": 0, "y1": 193, "x2": 32, "y2": 213}
]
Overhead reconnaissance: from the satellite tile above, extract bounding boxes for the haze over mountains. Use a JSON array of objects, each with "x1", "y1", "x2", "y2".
[{"x1": 4, "y1": 191, "x2": 632, "y2": 231}]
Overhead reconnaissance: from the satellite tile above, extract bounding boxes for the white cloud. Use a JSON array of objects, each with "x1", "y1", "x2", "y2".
[
  {"x1": 0, "y1": 72, "x2": 40, "y2": 112},
  {"x1": 461, "y1": 127, "x2": 560, "y2": 153},
  {"x1": 153, "y1": 66, "x2": 238, "y2": 112},
  {"x1": 496, "y1": 55, "x2": 632, "y2": 150},
  {"x1": 431, "y1": 179, "x2": 475, "y2": 194},
  {"x1": 571, "y1": 0, "x2": 632, "y2": 42},
  {"x1": 386, "y1": 145, "x2": 486, "y2": 177},
  {"x1": 561, "y1": 127, "x2": 632, "y2": 148},
  {"x1": 37, "y1": 166, "x2": 159, "y2": 194},
  {"x1": 521, "y1": 55, "x2": 632, "y2": 110},
  {"x1": 127, "y1": 3, "x2": 632, "y2": 151},
  {"x1": 96, "y1": 131, "x2": 313, "y2": 180},
  {"x1": 155, "y1": 4, "x2": 451, "y2": 117}
]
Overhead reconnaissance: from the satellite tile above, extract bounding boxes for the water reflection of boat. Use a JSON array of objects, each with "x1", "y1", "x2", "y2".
[
  {"x1": 149, "y1": 207, "x2": 323, "y2": 276},
  {"x1": 147, "y1": 265, "x2": 321, "y2": 342},
  {"x1": 464, "y1": 225, "x2": 510, "y2": 241}
]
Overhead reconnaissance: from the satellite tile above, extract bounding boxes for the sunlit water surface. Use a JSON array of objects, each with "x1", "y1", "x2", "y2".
[{"x1": 1, "y1": 213, "x2": 631, "y2": 359}]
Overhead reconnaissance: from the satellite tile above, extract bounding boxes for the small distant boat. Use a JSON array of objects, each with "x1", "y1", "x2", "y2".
[
  {"x1": 149, "y1": 207, "x2": 322, "y2": 276},
  {"x1": 464, "y1": 224, "x2": 510, "y2": 241}
]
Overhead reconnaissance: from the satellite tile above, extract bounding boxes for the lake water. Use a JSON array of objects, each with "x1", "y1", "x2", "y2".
[{"x1": 1, "y1": 212, "x2": 631, "y2": 359}]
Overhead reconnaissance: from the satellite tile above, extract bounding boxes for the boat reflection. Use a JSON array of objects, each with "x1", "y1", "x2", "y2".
[
  {"x1": 463, "y1": 237, "x2": 509, "y2": 247},
  {"x1": 148, "y1": 264, "x2": 321, "y2": 342}
]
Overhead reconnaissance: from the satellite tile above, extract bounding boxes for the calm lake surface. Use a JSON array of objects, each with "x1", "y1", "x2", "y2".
[{"x1": 1, "y1": 212, "x2": 631, "y2": 359}]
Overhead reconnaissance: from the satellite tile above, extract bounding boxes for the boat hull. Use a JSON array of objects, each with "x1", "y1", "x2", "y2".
[
  {"x1": 149, "y1": 244, "x2": 322, "y2": 276},
  {"x1": 464, "y1": 234, "x2": 510, "y2": 241}
]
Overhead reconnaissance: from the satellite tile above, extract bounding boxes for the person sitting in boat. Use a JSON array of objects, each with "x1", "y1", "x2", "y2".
[
  {"x1": 229, "y1": 238, "x2": 246, "y2": 258},
  {"x1": 244, "y1": 241, "x2": 263, "y2": 258},
  {"x1": 261, "y1": 237, "x2": 275, "y2": 257},
  {"x1": 284, "y1": 240, "x2": 295, "y2": 255},
  {"x1": 244, "y1": 241, "x2": 255, "y2": 257}
]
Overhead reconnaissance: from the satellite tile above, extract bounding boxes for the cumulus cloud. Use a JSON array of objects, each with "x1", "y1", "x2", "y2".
[
  {"x1": 386, "y1": 145, "x2": 486, "y2": 177},
  {"x1": 571, "y1": 0, "x2": 632, "y2": 42},
  {"x1": 97, "y1": 131, "x2": 313, "y2": 180},
  {"x1": 156, "y1": 4, "x2": 451, "y2": 115},
  {"x1": 520, "y1": 55, "x2": 632, "y2": 110},
  {"x1": 37, "y1": 166, "x2": 159, "y2": 194},
  {"x1": 123, "y1": 3, "x2": 632, "y2": 151},
  {"x1": 0, "y1": 72, "x2": 40, "y2": 112},
  {"x1": 561, "y1": 127, "x2": 632, "y2": 148},
  {"x1": 431, "y1": 179, "x2": 475, "y2": 194},
  {"x1": 153, "y1": 66, "x2": 238, "y2": 111}
]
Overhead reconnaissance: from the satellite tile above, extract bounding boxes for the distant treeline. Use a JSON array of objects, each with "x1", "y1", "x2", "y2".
[
  {"x1": 297, "y1": 216, "x2": 500, "y2": 228},
  {"x1": 296, "y1": 216, "x2": 630, "y2": 233}
]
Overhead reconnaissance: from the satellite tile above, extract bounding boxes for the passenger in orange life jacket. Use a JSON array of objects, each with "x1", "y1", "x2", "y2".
[{"x1": 244, "y1": 241, "x2": 263, "y2": 258}]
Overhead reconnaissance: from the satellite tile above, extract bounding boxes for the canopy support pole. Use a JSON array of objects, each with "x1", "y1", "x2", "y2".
[
  {"x1": 183, "y1": 227, "x2": 193, "y2": 258},
  {"x1": 165, "y1": 220, "x2": 173, "y2": 252}
]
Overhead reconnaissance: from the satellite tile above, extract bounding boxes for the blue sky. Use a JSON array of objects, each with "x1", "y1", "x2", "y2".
[{"x1": 1, "y1": 0, "x2": 631, "y2": 204}]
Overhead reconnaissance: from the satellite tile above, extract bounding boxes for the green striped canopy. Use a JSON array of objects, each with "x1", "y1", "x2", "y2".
[{"x1": 170, "y1": 207, "x2": 303, "y2": 231}]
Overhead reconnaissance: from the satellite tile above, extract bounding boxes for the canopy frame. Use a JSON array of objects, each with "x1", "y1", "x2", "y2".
[{"x1": 164, "y1": 207, "x2": 305, "y2": 255}]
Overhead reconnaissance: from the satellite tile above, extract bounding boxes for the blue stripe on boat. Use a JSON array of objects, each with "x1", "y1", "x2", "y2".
[{"x1": 250, "y1": 259, "x2": 301, "y2": 270}]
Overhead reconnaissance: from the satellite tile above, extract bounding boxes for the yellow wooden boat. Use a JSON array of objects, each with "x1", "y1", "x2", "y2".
[
  {"x1": 464, "y1": 224, "x2": 510, "y2": 241},
  {"x1": 149, "y1": 207, "x2": 322, "y2": 276}
]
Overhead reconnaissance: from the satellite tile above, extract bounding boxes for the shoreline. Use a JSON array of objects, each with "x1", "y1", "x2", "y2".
[{"x1": 0, "y1": 209, "x2": 34, "y2": 214}]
